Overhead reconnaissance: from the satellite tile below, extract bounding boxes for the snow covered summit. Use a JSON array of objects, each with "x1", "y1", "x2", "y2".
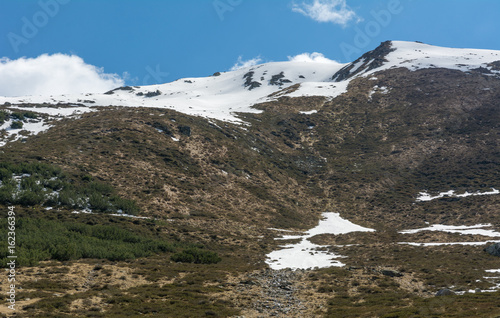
[{"x1": 1, "y1": 41, "x2": 500, "y2": 123}]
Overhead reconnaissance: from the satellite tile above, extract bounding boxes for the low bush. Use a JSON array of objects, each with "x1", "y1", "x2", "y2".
[
  {"x1": 0, "y1": 218, "x2": 177, "y2": 267},
  {"x1": 171, "y1": 248, "x2": 221, "y2": 264},
  {"x1": 10, "y1": 121, "x2": 23, "y2": 129}
]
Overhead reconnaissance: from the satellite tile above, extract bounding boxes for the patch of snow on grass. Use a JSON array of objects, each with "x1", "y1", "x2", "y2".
[
  {"x1": 398, "y1": 241, "x2": 496, "y2": 247},
  {"x1": 400, "y1": 224, "x2": 500, "y2": 237},
  {"x1": 0, "y1": 118, "x2": 53, "y2": 147},
  {"x1": 266, "y1": 212, "x2": 374, "y2": 270},
  {"x1": 299, "y1": 110, "x2": 318, "y2": 115},
  {"x1": 416, "y1": 188, "x2": 499, "y2": 202}
]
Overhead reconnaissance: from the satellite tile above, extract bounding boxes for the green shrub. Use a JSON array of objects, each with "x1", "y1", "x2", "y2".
[
  {"x1": 0, "y1": 186, "x2": 14, "y2": 204},
  {"x1": 85, "y1": 181, "x2": 115, "y2": 196},
  {"x1": 20, "y1": 176, "x2": 43, "y2": 191},
  {"x1": 10, "y1": 121, "x2": 23, "y2": 129},
  {"x1": 17, "y1": 190, "x2": 45, "y2": 206},
  {"x1": 44, "y1": 178, "x2": 64, "y2": 191},
  {"x1": 0, "y1": 168, "x2": 12, "y2": 181},
  {"x1": 58, "y1": 189, "x2": 82, "y2": 208},
  {"x1": 171, "y1": 248, "x2": 221, "y2": 264},
  {"x1": 23, "y1": 111, "x2": 38, "y2": 119},
  {"x1": 81, "y1": 174, "x2": 93, "y2": 182},
  {"x1": 11, "y1": 112, "x2": 25, "y2": 121},
  {"x1": 112, "y1": 196, "x2": 140, "y2": 215},
  {"x1": 88, "y1": 192, "x2": 112, "y2": 212},
  {"x1": 0, "y1": 111, "x2": 8, "y2": 124}
]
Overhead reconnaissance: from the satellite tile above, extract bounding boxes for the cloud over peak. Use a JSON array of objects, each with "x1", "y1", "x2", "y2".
[
  {"x1": 230, "y1": 56, "x2": 263, "y2": 71},
  {"x1": 288, "y1": 52, "x2": 340, "y2": 64},
  {"x1": 0, "y1": 54, "x2": 124, "y2": 97},
  {"x1": 292, "y1": 0, "x2": 360, "y2": 26}
]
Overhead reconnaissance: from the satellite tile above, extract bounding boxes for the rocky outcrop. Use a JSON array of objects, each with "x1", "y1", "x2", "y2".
[
  {"x1": 332, "y1": 40, "x2": 396, "y2": 82},
  {"x1": 484, "y1": 243, "x2": 500, "y2": 257}
]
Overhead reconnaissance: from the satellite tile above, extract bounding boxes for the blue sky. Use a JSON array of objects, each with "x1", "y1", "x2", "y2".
[{"x1": 1, "y1": 0, "x2": 500, "y2": 95}]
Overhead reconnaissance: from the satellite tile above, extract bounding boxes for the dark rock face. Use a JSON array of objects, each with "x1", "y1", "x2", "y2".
[
  {"x1": 144, "y1": 90, "x2": 162, "y2": 98},
  {"x1": 270, "y1": 72, "x2": 292, "y2": 86},
  {"x1": 484, "y1": 243, "x2": 500, "y2": 257},
  {"x1": 104, "y1": 86, "x2": 134, "y2": 95},
  {"x1": 436, "y1": 289, "x2": 456, "y2": 296},
  {"x1": 332, "y1": 40, "x2": 396, "y2": 82},
  {"x1": 243, "y1": 71, "x2": 262, "y2": 90},
  {"x1": 487, "y1": 60, "x2": 500, "y2": 71}
]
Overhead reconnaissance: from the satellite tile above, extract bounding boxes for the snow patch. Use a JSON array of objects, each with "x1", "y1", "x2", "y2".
[
  {"x1": 416, "y1": 188, "x2": 499, "y2": 202},
  {"x1": 398, "y1": 241, "x2": 495, "y2": 247},
  {"x1": 400, "y1": 224, "x2": 500, "y2": 237},
  {"x1": 299, "y1": 110, "x2": 318, "y2": 115},
  {"x1": 266, "y1": 212, "x2": 374, "y2": 270}
]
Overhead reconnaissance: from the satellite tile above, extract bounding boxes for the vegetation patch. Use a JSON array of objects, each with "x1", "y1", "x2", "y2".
[
  {"x1": 0, "y1": 217, "x2": 177, "y2": 266},
  {"x1": 171, "y1": 247, "x2": 222, "y2": 264},
  {"x1": 0, "y1": 162, "x2": 139, "y2": 215}
]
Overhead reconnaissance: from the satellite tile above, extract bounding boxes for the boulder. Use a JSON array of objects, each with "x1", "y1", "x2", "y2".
[
  {"x1": 484, "y1": 243, "x2": 500, "y2": 257},
  {"x1": 381, "y1": 269, "x2": 403, "y2": 277},
  {"x1": 435, "y1": 289, "x2": 455, "y2": 296}
]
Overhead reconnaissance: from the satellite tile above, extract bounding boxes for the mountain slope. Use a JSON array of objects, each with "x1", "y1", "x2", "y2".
[{"x1": 1, "y1": 41, "x2": 500, "y2": 317}]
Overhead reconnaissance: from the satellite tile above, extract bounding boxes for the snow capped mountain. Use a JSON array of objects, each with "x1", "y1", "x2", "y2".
[
  {"x1": 0, "y1": 60, "x2": 346, "y2": 123},
  {"x1": 332, "y1": 40, "x2": 500, "y2": 81},
  {"x1": 2, "y1": 41, "x2": 500, "y2": 123}
]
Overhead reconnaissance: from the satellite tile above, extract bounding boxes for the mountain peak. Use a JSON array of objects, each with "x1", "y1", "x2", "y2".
[
  {"x1": 333, "y1": 40, "x2": 500, "y2": 82},
  {"x1": 332, "y1": 40, "x2": 396, "y2": 82}
]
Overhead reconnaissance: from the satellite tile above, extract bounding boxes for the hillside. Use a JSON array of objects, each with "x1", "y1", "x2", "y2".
[{"x1": 1, "y1": 41, "x2": 500, "y2": 317}]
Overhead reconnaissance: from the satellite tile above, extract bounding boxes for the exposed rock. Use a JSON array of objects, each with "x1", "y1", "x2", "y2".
[
  {"x1": 247, "y1": 81, "x2": 262, "y2": 90},
  {"x1": 332, "y1": 40, "x2": 396, "y2": 82},
  {"x1": 104, "y1": 86, "x2": 134, "y2": 95},
  {"x1": 487, "y1": 60, "x2": 500, "y2": 71},
  {"x1": 435, "y1": 289, "x2": 456, "y2": 296},
  {"x1": 243, "y1": 71, "x2": 262, "y2": 90},
  {"x1": 381, "y1": 269, "x2": 403, "y2": 277},
  {"x1": 212, "y1": 72, "x2": 221, "y2": 77},
  {"x1": 144, "y1": 90, "x2": 162, "y2": 98},
  {"x1": 484, "y1": 243, "x2": 500, "y2": 257},
  {"x1": 270, "y1": 72, "x2": 292, "y2": 86}
]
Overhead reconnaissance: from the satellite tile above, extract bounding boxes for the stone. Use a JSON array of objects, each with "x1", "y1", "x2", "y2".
[
  {"x1": 435, "y1": 289, "x2": 455, "y2": 296},
  {"x1": 484, "y1": 243, "x2": 500, "y2": 257},
  {"x1": 381, "y1": 269, "x2": 403, "y2": 277}
]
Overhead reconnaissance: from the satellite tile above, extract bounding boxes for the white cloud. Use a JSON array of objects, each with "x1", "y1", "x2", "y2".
[
  {"x1": 288, "y1": 52, "x2": 341, "y2": 64},
  {"x1": 292, "y1": 0, "x2": 360, "y2": 26},
  {"x1": 230, "y1": 56, "x2": 263, "y2": 71},
  {"x1": 0, "y1": 54, "x2": 125, "y2": 97}
]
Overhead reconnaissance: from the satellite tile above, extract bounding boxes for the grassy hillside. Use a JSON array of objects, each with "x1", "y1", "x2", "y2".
[{"x1": 1, "y1": 67, "x2": 500, "y2": 317}]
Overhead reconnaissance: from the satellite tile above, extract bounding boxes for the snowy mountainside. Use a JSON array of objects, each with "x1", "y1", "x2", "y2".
[
  {"x1": 332, "y1": 40, "x2": 500, "y2": 81},
  {"x1": 1, "y1": 41, "x2": 500, "y2": 123},
  {"x1": 0, "y1": 61, "x2": 346, "y2": 123}
]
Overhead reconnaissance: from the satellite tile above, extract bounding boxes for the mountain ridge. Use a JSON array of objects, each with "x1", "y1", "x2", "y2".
[{"x1": 2, "y1": 40, "x2": 500, "y2": 123}]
